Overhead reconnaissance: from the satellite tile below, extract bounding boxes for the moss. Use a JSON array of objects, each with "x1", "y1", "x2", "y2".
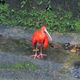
[{"x1": 0, "y1": 61, "x2": 38, "y2": 71}]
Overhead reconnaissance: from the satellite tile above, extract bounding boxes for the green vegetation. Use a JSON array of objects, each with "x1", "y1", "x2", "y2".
[
  {"x1": 0, "y1": 1, "x2": 80, "y2": 32},
  {"x1": 0, "y1": 61, "x2": 38, "y2": 70}
]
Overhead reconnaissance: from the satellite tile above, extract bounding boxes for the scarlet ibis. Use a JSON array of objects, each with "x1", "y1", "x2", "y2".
[{"x1": 31, "y1": 25, "x2": 52, "y2": 59}]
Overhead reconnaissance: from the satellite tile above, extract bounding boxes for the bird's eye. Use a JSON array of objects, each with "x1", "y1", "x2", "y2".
[{"x1": 44, "y1": 31, "x2": 46, "y2": 34}]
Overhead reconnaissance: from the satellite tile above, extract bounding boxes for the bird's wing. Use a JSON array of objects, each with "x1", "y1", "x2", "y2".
[
  {"x1": 32, "y1": 32, "x2": 37, "y2": 46},
  {"x1": 43, "y1": 36, "x2": 48, "y2": 48}
]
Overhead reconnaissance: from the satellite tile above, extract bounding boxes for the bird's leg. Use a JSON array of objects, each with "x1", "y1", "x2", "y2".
[
  {"x1": 33, "y1": 48, "x2": 39, "y2": 52},
  {"x1": 38, "y1": 46, "x2": 47, "y2": 58},
  {"x1": 31, "y1": 47, "x2": 39, "y2": 59}
]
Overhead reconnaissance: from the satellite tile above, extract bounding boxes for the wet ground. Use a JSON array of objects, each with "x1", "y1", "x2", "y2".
[{"x1": 0, "y1": 25, "x2": 80, "y2": 80}]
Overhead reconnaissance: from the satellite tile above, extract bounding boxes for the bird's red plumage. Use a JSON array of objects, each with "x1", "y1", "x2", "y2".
[{"x1": 32, "y1": 27, "x2": 49, "y2": 48}]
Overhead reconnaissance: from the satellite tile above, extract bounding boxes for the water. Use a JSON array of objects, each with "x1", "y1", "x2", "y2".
[
  {"x1": 0, "y1": 37, "x2": 32, "y2": 55},
  {"x1": 0, "y1": 26, "x2": 80, "y2": 80},
  {"x1": 0, "y1": 35, "x2": 68, "y2": 62}
]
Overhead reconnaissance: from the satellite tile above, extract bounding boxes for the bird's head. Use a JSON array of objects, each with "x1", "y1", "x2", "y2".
[{"x1": 41, "y1": 26, "x2": 52, "y2": 41}]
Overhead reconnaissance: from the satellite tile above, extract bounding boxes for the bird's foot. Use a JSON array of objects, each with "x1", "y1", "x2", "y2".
[
  {"x1": 30, "y1": 53, "x2": 39, "y2": 59},
  {"x1": 37, "y1": 53, "x2": 47, "y2": 58}
]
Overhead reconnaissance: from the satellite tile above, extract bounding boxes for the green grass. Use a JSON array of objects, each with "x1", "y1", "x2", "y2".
[
  {"x1": 0, "y1": 62, "x2": 38, "y2": 71},
  {"x1": 0, "y1": 4, "x2": 80, "y2": 32}
]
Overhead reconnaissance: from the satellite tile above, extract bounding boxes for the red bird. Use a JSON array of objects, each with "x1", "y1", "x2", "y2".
[{"x1": 31, "y1": 25, "x2": 52, "y2": 59}]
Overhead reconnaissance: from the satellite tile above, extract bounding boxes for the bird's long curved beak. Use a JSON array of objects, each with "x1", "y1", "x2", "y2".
[{"x1": 44, "y1": 29, "x2": 52, "y2": 41}]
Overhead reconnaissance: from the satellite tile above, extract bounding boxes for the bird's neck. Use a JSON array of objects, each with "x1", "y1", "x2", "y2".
[{"x1": 40, "y1": 29, "x2": 44, "y2": 33}]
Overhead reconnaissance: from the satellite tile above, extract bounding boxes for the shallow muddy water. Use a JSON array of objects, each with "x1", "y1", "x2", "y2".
[
  {"x1": 0, "y1": 36, "x2": 68, "y2": 62},
  {"x1": 0, "y1": 26, "x2": 80, "y2": 80}
]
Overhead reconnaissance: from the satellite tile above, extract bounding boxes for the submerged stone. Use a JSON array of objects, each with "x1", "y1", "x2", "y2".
[{"x1": 71, "y1": 61, "x2": 80, "y2": 79}]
